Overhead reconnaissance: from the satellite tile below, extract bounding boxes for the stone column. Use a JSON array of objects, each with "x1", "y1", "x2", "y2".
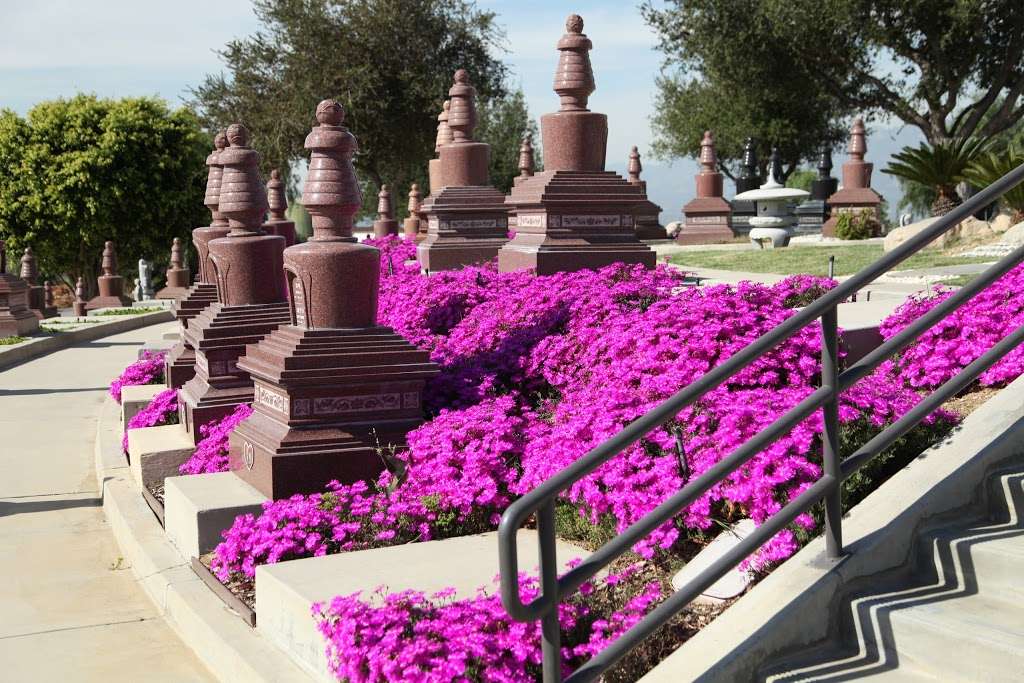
[
  {"x1": 156, "y1": 238, "x2": 192, "y2": 300},
  {"x1": 229, "y1": 99, "x2": 439, "y2": 499},
  {"x1": 85, "y1": 241, "x2": 132, "y2": 310},
  {"x1": 164, "y1": 132, "x2": 233, "y2": 389},
  {"x1": 417, "y1": 70, "x2": 510, "y2": 271},
  {"x1": 403, "y1": 184, "x2": 422, "y2": 239},
  {"x1": 822, "y1": 118, "x2": 882, "y2": 237},
  {"x1": 629, "y1": 147, "x2": 667, "y2": 240},
  {"x1": 677, "y1": 130, "x2": 734, "y2": 244},
  {"x1": 0, "y1": 241, "x2": 39, "y2": 336},
  {"x1": 372, "y1": 185, "x2": 400, "y2": 237},
  {"x1": 498, "y1": 15, "x2": 655, "y2": 274},
  {"x1": 178, "y1": 124, "x2": 292, "y2": 442}
]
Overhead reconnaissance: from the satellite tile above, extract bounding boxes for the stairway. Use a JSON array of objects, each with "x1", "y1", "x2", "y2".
[{"x1": 762, "y1": 459, "x2": 1024, "y2": 682}]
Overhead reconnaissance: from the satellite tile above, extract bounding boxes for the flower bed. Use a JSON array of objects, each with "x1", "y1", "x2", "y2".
[
  {"x1": 109, "y1": 349, "x2": 166, "y2": 403},
  {"x1": 116, "y1": 236, "x2": 1013, "y2": 681},
  {"x1": 121, "y1": 388, "x2": 179, "y2": 452}
]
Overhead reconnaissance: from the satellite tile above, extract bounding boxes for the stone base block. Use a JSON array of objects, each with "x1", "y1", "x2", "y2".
[
  {"x1": 163, "y1": 331, "x2": 181, "y2": 340},
  {"x1": 498, "y1": 244, "x2": 656, "y2": 275},
  {"x1": 138, "y1": 339, "x2": 175, "y2": 359},
  {"x1": 133, "y1": 298, "x2": 175, "y2": 309},
  {"x1": 121, "y1": 384, "x2": 166, "y2": 426},
  {"x1": 255, "y1": 530, "x2": 590, "y2": 681},
  {"x1": 164, "y1": 472, "x2": 267, "y2": 560},
  {"x1": 127, "y1": 424, "x2": 196, "y2": 490},
  {"x1": 85, "y1": 296, "x2": 132, "y2": 311}
]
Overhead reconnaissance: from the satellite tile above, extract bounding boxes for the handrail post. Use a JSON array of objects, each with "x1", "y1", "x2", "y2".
[
  {"x1": 821, "y1": 306, "x2": 843, "y2": 558},
  {"x1": 538, "y1": 500, "x2": 563, "y2": 682}
]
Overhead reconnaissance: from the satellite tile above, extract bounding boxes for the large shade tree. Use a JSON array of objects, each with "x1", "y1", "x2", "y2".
[
  {"x1": 190, "y1": 0, "x2": 523, "y2": 217},
  {"x1": 0, "y1": 95, "x2": 208, "y2": 291},
  {"x1": 643, "y1": 0, "x2": 1024, "y2": 177}
]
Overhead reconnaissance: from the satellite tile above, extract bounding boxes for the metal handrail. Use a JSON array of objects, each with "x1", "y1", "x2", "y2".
[{"x1": 498, "y1": 161, "x2": 1024, "y2": 682}]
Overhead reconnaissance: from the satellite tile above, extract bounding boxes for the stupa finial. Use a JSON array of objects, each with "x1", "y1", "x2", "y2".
[
  {"x1": 101, "y1": 241, "x2": 117, "y2": 276},
  {"x1": 628, "y1": 146, "x2": 642, "y2": 184},
  {"x1": 170, "y1": 237, "x2": 184, "y2": 269},
  {"x1": 20, "y1": 246, "x2": 37, "y2": 284},
  {"x1": 518, "y1": 136, "x2": 535, "y2": 179},
  {"x1": 218, "y1": 124, "x2": 268, "y2": 236},
  {"x1": 204, "y1": 131, "x2": 228, "y2": 225},
  {"x1": 435, "y1": 100, "x2": 453, "y2": 152},
  {"x1": 301, "y1": 99, "x2": 361, "y2": 242},
  {"x1": 818, "y1": 148, "x2": 834, "y2": 179},
  {"x1": 740, "y1": 138, "x2": 758, "y2": 180},
  {"x1": 377, "y1": 185, "x2": 394, "y2": 221},
  {"x1": 407, "y1": 183, "x2": 422, "y2": 213},
  {"x1": 267, "y1": 169, "x2": 288, "y2": 221},
  {"x1": 553, "y1": 14, "x2": 596, "y2": 112},
  {"x1": 849, "y1": 118, "x2": 866, "y2": 160},
  {"x1": 446, "y1": 71, "x2": 477, "y2": 143},
  {"x1": 699, "y1": 131, "x2": 718, "y2": 173}
]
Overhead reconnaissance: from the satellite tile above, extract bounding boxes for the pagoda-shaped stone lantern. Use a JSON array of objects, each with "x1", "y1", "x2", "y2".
[
  {"x1": 628, "y1": 147, "x2": 667, "y2": 240},
  {"x1": 677, "y1": 131, "x2": 734, "y2": 244},
  {"x1": 823, "y1": 118, "x2": 882, "y2": 237},
  {"x1": 418, "y1": 70, "x2": 510, "y2": 271},
  {"x1": 731, "y1": 137, "x2": 761, "y2": 235},
  {"x1": 155, "y1": 238, "x2": 191, "y2": 300},
  {"x1": 795, "y1": 148, "x2": 837, "y2": 233},
  {"x1": 498, "y1": 15, "x2": 655, "y2": 274},
  {"x1": 0, "y1": 241, "x2": 39, "y2": 336},
  {"x1": 164, "y1": 133, "x2": 233, "y2": 389},
  {"x1": 85, "y1": 241, "x2": 132, "y2": 310},
  {"x1": 20, "y1": 247, "x2": 55, "y2": 319},
  {"x1": 178, "y1": 124, "x2": 292, "y2": 441},
  {"x1": 229, "y1": 100, "x2": 439, "y2": 499},
  {"x1": 735, "y1": 160, "x2": 809, "y2": 249}
]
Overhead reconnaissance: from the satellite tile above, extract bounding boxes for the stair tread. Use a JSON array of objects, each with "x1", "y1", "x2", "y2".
[
  {"x1": 888, "y1": 591, "x2": 1024, "y2": 649},
  {"x1": 763, "y1": 643, "x2": 939, "y2": 682}
]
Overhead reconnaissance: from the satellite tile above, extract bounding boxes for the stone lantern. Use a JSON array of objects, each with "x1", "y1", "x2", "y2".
[{"x1": 734, "y1": 164, "x2": 809, "y2": 249}]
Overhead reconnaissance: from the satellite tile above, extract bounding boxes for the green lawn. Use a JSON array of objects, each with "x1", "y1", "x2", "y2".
[{"x1": 667, "y1": 244, "x2": 993, "y2": 277}]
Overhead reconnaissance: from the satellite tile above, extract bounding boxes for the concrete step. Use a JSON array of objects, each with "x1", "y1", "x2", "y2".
[
  {"x1": 983, "y1": 464, "x2": 1024, "y2": 524},
  {"x1": 882, "y1": 591, "x2": 1024, "y2": 681},
  {"x1": 762, "y1": 642, "x2": 939, "y2": 682},
  {"x1": 914, "y1": 524, "x2": 1024, "y2": 603}
]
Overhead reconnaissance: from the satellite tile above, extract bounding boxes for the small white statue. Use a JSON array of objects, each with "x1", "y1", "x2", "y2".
[{"x1": 137, "y1": 258, "x2": 154, "y2": 300}]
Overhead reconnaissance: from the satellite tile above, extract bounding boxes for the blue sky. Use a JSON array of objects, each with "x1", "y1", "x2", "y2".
[{"x1": 1, "y1": 0, "x2": 920, "y2": 219}]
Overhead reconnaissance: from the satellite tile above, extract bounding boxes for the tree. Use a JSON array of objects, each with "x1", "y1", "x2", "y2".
[
  {"x1": 645, "y1": 0, "x2": 1024, "y2": 166},
  {"x1": 477, "y1": 89, "x2": 541, "y2": 194},
  {"x1": 190, "y1": 0, "x2": 509, "y2": 217},
  {"x1": 882, "y1": 137, "x2": 991, "y2": 215},
  {"x1": 0, "y1": 95, "x2": 208, "y2": 291}
]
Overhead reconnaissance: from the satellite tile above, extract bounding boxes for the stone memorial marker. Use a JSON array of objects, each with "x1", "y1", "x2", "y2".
[
  {"x1": 156, "y1": 237, "x2": 192, "y2": 300},
  {"x1": 0, "y1": 241, "x2": 39, "y2": 336},
  {"x1": 19, "y1": 247, "x2": 55, "y2": 319},
  {"x1": 177, "y1": 124, "x2": 292, "y2": 441},
  {"x1": 677, "y1": 130, "x2": 734, "y2": 244},
  {"x1": 164, "y1": 132, "x2": 233, "y2": 389},
  {"x1": 731, "y1": 137, "x2": 761, "y2": 235},
  {"x1": 420, "y1": 100, "x2": 453, "y2": 243},
  {"x1": 795, "y1": 148, "x2": 837, "y2": 234},
  {"x1": 629, "y1": 146, "x2": 667, "y2": 240},
  {"x1": 498, "y1": 15, "x2": 655, "y2": 274},
  {"x1": 229, "y1": 100, "x2": 439, "y2": 498},
  {"x1": 137, "y1": 259, "x2": 155, "y2": 300},
  {"x1": 372, "y1": 185, "x2": 400, "y2": 237},
  {"x1": 85, "y1": 241, "x2": 132, "y2": 310},
  {"x1": 418, "y1": 70, "x2": 510, "y2": 271},
  {"x1": 264, "y1": 169, "x2": 297, "y2": 248},
  {"x1": 403, "y1": 184, "x2": 422, "y2": 239},
  {"x1": 735, "y1": 162, "x2": 809, "y2": 249},
  {"x1": 515, "y1": 135, "x2": 535, "y2": 186},
  {"x1": 822, "y1": 118, "x2": 882, "y2": 237},
  {"x1": 72, "y1": 276, "x2": 87, "y2": 317}
]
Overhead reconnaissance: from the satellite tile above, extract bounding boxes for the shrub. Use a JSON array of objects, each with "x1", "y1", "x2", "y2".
[{"x1": 834, "y1": 209, "x2": 879, "y2": 240}]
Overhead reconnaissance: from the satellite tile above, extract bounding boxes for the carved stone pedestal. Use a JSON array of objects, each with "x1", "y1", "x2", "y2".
[
  {"x1": 678, "y1": 131, "x2": 734, "y2": 245},
  {"x1": 86, "y1": 241, "x2": 132, "y2": 310},
  {"x1": 823, "y1": 118, "x2": 882, "y2": 237},
  {"x1": 0, "y1": 242, "x2": 38, "y2": 337}
]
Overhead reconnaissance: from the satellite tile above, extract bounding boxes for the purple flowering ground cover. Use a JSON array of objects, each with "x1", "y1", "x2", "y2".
[
  {"x1": 116, "y1": 237, "x2": 1024, "y2": 681},
  {"x1": 108, "y1": 349, "x2": 166, "y2": 403},
  {"x1": 121, "y1": 388, "x2": 179, "y2": 453}
]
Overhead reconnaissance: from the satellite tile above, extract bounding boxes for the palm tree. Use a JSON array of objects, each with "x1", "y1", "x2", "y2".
[
  {"x1": 963, "y1": 145, "x2": 1024, "y2": 223},
  {"x1": 883, "y1": 137, "x2": 991, "y2": 216}
]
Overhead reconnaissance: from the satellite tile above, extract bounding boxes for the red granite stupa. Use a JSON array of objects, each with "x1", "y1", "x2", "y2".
[
  {"x1": 178, "y1": 124, "x2": 291, "y2": 441},
  {"x1": 628, "y1": 147, "x2": 667, "y2": 240},
  {"x1": 498, "y1": 15, "x2": 655, "y2": 274},
  {"x1": 372, "y1": 185, "x2": 400, "y2": 237},
  {"x1": 417, "y1": 70, "x2": 510, "y2": 271},
  {"x1": 155, "y1": 238, "x2": 191, "y2": 300},
  {"x1": 20, "y1": 247, "x2": 56, "y2": 319},
  {"x1": 822, "y1": 118, "x2": 883, "y2": 237},
  {"x1": 85, "y1": 241, "x2": 132, "y2": 310},
  {"x1": 677, "y1": 131, "x2": 734, "y2": 244},
  {"x1": 72, "y1": 277, "x2": 87, "y2": 317},
  {"x1": 164, "y1": 133, "x2": 233, "y2": 389},
  {"x1": 403, "y1": 184, "x2": 422, "y2": 239},
  {"x1": 0, "y1": 241, "x2": 39, "y2": 336},
  {"x1": 263, "y1": 169, "x2": 297, "y2": 247},
  {"x1": 515, "y1": 135, "x2": 536, "y2": 187},
  {"x1": 418, "y1": 101, "x2": 453, "y2": 243},
  {"x1": 229, "y1": 100, "x2": 439, "y2": 499}
]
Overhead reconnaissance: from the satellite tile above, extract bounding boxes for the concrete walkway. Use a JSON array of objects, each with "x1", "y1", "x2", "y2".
[{"x1": 0, "y1": 321, "x2": 212, "y2": 681}]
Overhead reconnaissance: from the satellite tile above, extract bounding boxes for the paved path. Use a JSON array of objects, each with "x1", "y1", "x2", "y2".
[{"x1": 0, "y1": 321, "x2": 213, "y2": 681}]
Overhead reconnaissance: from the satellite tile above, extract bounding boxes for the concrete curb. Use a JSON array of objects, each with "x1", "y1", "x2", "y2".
[
  {"x1": 94, "y1": 395, "x2": 310, "y2": 683},
  {"x1": 0, "y1": 309, "x2": 174, "y2": 372},
  {"x1": 641, "y1": 373, "x2": 1024, "y2": 682}
]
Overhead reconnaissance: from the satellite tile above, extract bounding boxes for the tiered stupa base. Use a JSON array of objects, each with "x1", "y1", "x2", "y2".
[
  {"x1": 677, "y1": 197, "x2": 735, "y2": 245},
  {"x1": 177, "y1": 300, "x2": 291, "y2": 441},
  {"x1": 418, "y1": 186, "x2": 509, "y2": 271},
  {"x1": 822, "y1": 188, "x2": 882, "y2": 237},
  {"x1": 0, "y1": 274, "x2": 39, "y2": 336},
  {"x1": 498, "y1": 170, "x2": 656, "y2": 275},
  {"x1": 229, "y1": 324, "x2": 439, "y2": 499},
  {"x1": 86, "y1": 274, "x2": 131, "y2": 310},
  {"x1": 26, "y1": 286, "x2": 56, "y2": 319},
  {"x1": 635, "y1": 199, "x2": 667, "y2": 240},
  {"x1": 165, "y1": 282, "x2": 220, "y2": 389}
]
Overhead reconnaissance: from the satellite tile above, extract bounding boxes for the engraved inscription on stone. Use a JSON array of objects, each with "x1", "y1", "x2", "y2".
[
  {"x1": 798, "y1": 215, "x2": 820, "y2": 224},
  {"x1": 292, "y1": 279, "x2": 307, "y2": 327},
  {"x1": 428, "y1": 216, "x2": 440, "y2": 230},
  {"x1": 292, "y1": 398, "x2": 310, "y2": 417},
  {"x1": 620, "y1": 215, "x2": 635, "y2": 227},
  {"x1": 517, "y1": 214, "x2": 545, "y2": 228},
  {"x1": 209, "y1": 360, "x2": 227, "y2": 376},
  {"x1": 562, "y1": 215, "x2": 622, "y2": 228},
  {"x1": 256, "y1": 384, "x2": 288, "y2": 414},
  {"x1": 402, "y1": 392, "x2": 419, "y2": 409},
  {"x1": 450, "y1": 218, "x2": 500, "y2": 229},
  {"x1": 242, "y1": 441, "x2": 255, "y2": 470},
  {"x1": 687, "y1": 215, "x2": 726, "y2": 225},
  {"x1": 312, "y1": 393, "x2": 401, "y2": 416}
]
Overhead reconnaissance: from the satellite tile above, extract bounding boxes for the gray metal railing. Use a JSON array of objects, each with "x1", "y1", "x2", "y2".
[{"x1": 498, "y1": 161, "x2": 1024, "y2": 683}]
